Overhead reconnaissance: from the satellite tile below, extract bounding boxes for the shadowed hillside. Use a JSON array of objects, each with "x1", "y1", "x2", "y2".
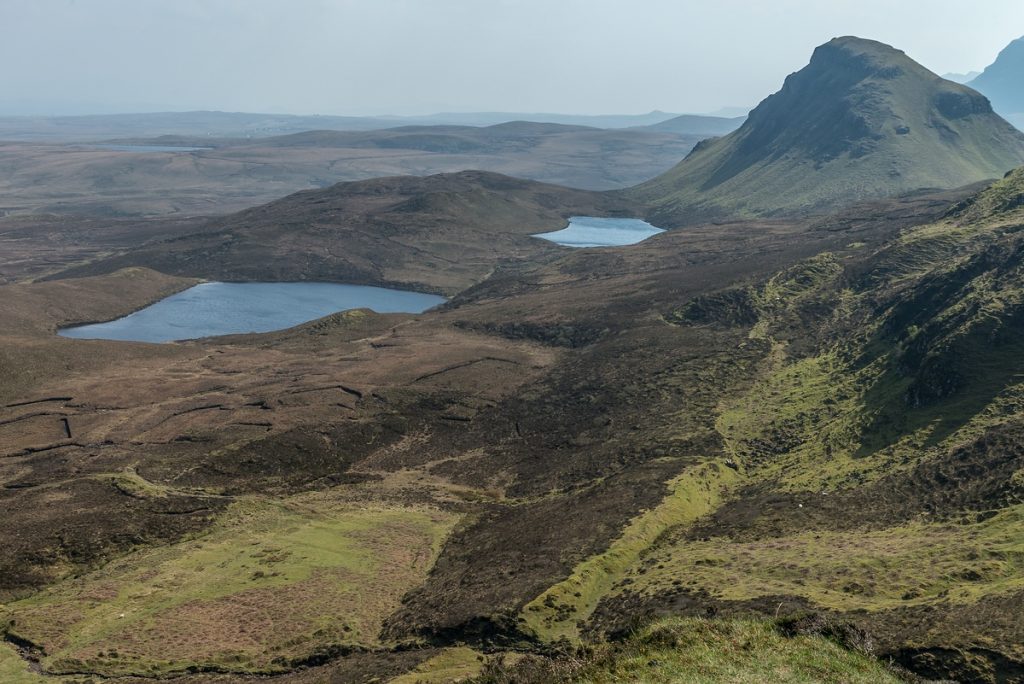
[
  {"x1": 639, "y1": 114, "x2": 746, "y2": 136},
  {"x1": 969, "y1": 36, "x2": 1024, "y2": 129},
  {"x1": 630, "y1": 37, "x2": 1024, "y2": 226}
]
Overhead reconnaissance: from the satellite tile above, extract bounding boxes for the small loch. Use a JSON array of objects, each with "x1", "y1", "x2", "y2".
[
  {"x1": 58, "y1": 282, "x2": 447, "y2": 343},
  {"x1": 533, "y1": 216, "x2": 665, "y2": 248},
  {"x1": 85, "y1": 144, "x2": 212, "y2": 152}
]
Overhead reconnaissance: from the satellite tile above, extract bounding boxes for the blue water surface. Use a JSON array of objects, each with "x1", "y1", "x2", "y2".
[
  {"x1": 59, "y1": 282, "x2": 447, "y2": 343},
  {"x1": 533, "y1": 216, "x2": 665, "y2": 248},
  {"x1": 85, "y1": 144, "x2": 212, "y2": 152}
]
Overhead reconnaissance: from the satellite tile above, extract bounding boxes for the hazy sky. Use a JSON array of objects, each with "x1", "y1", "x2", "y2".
[{"x1": 2, "y1": 0, "x2": 1022, "y2": 116}]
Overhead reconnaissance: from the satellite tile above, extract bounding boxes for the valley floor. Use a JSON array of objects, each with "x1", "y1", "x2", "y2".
[{"x1": 1, "y1": 177, "x2": 1023, "y2": 683}]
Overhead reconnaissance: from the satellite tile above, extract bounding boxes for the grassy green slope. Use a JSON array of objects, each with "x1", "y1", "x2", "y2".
[
  {"x1": 631, "y1": 37, "x2": 1024, "y2": 226},
  {"x1": 517, "y1": 168, "x2": 1024, "y2": 682}
]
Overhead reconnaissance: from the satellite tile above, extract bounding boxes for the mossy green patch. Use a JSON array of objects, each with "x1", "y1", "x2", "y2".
[
  {"x1": 568, "y1": 618, "x2": 904, "y2": 684},
  {"x1": 2, "y1": 493, "x2": 459, "y2": 677},
  {"x1": 715, "y1": 349, "x2": 931, "y2": 492},
  {"x1": 475, "y1": 618, "x2": 903, "y2": 683},
  {"x1": 717, "y1": 349, "x2": 867, "y2": 481},
  {"x1": 103, "y1": 466, "x2": 174, "y2": 498},
  {"x1": 0, "y1": 643, "x2": 54, "y2": 684},
  {"x1": 956, "y1": 166, "x2": 1024, "y2": 223},
  {"x1": 390, "y1": 646, "x2": 485, "y2": 683},
  {"x1": 616, "y1": 505, "x2": 1024, "y2": 613},
  {"x1": 521, "y1": 462, "x2": 740, "y2": 643},
  {"x1": 717, "y1": 315, "x2": 1024, "y2": 493},
  {"x1": 757, "y1": 254, "x2": 844, "y2": 309}
]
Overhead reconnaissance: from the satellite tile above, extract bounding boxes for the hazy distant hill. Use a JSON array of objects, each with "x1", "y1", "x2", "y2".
[
  {"x1": 0, "y1": 110, "x2": 689, "y2": 143},
  {"x1": 247, "y1": 121, "x2": 642, "y2": 150},
  {"x1": 0, "y1": 121, "x2": 701, "y2": 217},
  {"x1": 380, "y1": 110, "x2": 683, "y2": 129},
  {"x1": 0, "y1": 111, "x2": 397, "y2": 142},
  {"x1": 639, "y1": 113, "x2": 746, "y2": 136},
  {"x1": 941, "y1": 70, "x2": 981, "y2": 84},
  {"x1": 631, "y1": 37, "x2": 1024, "y2": 225},
  {"x1": 969, "y1": 36, "x2": 1024, "y2": 129}
]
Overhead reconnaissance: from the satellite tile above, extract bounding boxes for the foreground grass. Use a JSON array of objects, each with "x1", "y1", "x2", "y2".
[
  {"x1": 390, "y1": 646, "x2": 486, "y2": 683},
  {"x1": 0, "y1": 643, "x2": 51, "y2": 684},
  {"x1": 2, "y1": 492, "x2": 458, "y2": 677},
  {"x1": 476, "y1": 618, "x2": 903, "y2": 683},
  {"x1": 573, "y1": 618, "x2": 903, "y2": 684},
  {"x1": 615, "y1": 504, "x2": 1024, "y2": 612}
]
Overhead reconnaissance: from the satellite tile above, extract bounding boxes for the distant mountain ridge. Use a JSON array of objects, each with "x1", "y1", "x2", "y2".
[
  {"x1": 942, "y1": 70, "x2": 981, "y2": 84},
  {"x1": 381, "y1": 110, "x2": 683, "y2": 129},
  {"x1": 0, "y1": 110, "x2": 743, "y2": 143},
  {"x1": 969, "y1": 36, "x2": 1024, "y2": 128},
  {"x1": 630, "y1": 36, "x2": 1024, "y2": 225},
  {"x1": 639, "y1": 114, "x2": 746, "y2": 136},
  {"x1": 0, "y1": 120, "x2": 704, "y2": 218}
]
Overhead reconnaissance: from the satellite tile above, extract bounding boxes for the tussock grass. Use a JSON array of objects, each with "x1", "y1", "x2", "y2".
[
  {"x1": 573, "y1": 619, "x2": 903, "y2": 684},
  {"x1": 475, "y1": 618, "x2": 904, "y2": 683}
]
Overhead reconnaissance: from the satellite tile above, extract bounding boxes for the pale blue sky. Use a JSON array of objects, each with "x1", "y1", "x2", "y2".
[{"x1": 1, "y1": 0, "x2": 1021, "y2": 116}]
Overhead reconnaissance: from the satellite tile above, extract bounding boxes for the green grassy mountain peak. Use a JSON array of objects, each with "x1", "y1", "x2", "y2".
[{"x1": 631, "y1": 36, "x2": 1024, "y2": 226}]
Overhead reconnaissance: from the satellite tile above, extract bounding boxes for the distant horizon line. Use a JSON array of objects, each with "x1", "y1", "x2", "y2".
[{"x1": 0, "y1": 107, "x2": 753, "y2": 120}]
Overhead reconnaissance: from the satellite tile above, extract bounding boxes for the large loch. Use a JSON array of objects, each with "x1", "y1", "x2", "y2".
[{"x1": 59, "y1": 282, "x2": 447, "y2": 343}]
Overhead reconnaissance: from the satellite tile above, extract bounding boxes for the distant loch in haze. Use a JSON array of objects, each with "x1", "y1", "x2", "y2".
[
  {"x1": 83, "y1": 144, "x2": 212, "y2": 153},
  {"x1": 533, "y1": 216, "x2": 665, "y2": 247},
  {"x1": 59, "y1": 282, "x2": 447, "y2": 343}
]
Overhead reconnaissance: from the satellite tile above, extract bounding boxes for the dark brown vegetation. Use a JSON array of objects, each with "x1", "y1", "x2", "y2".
[
  {"x1": 47, "y1": 171, "x2": 636, "y2": 295},
  {"x1": 0, "y1": 214, "x2": 207, "y2": 284},
  {"x1": 5, "y1": 176, "x2": 1016, "y2": 682}
]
